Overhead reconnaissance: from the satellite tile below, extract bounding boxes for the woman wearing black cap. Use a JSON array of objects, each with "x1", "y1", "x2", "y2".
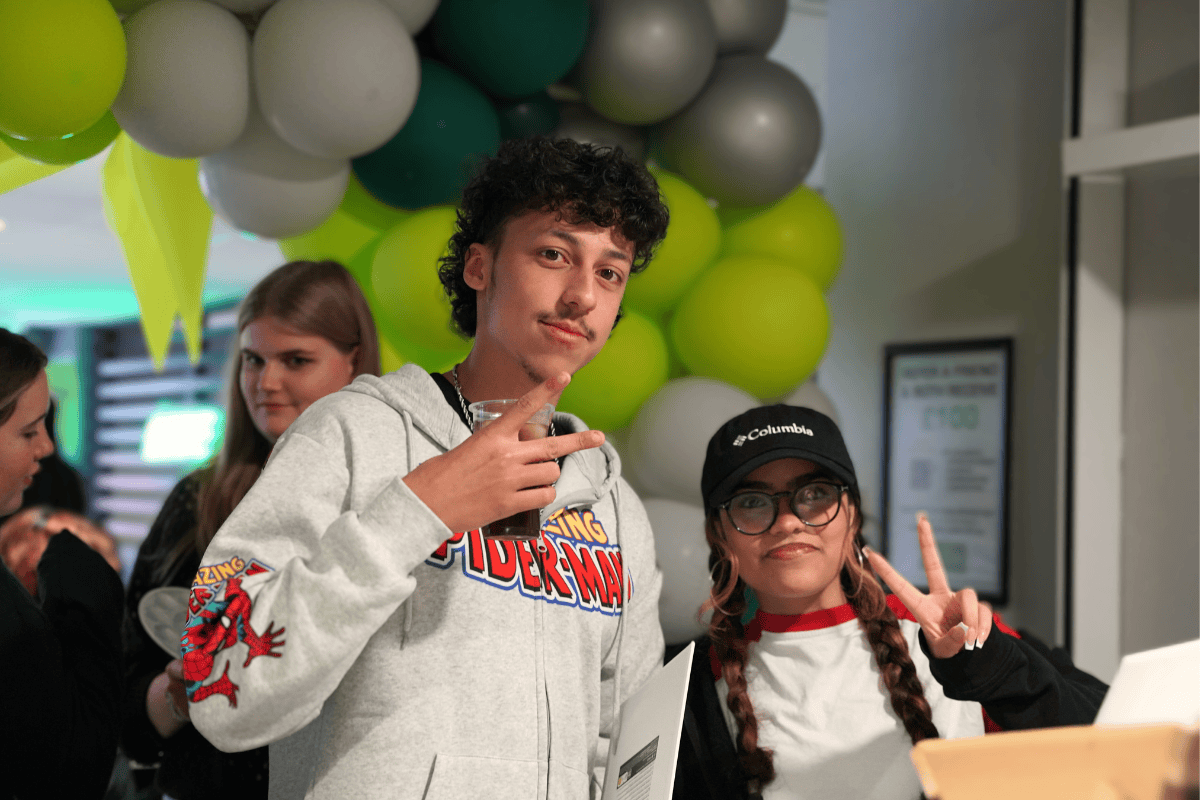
[{"x1": 672, "y1": 404, "x2": 1107, "y2": 800}]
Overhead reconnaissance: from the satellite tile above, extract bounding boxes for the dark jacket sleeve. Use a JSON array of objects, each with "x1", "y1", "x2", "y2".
[
  {"x1": 120, "y1": 475, "x2": 201, "y2": 766},
  {"x1": 119, "y1": 476, "x2": 269, "y2": 800},
  {"x1": 670, "y1": 638, "x2": 751, "y2": 800},
  {"x1": 1, "y1": 530, "x2": 124, "y2": 800},
  {"x1": 921, "y1": 628, "x2": 1109, "y2": 729}
]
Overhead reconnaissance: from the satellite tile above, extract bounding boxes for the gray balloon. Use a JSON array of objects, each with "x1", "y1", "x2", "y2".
[
  {"x1": 658, "y1": 55, "x2": 820, "y2": 207},
  {"x1": 577, "y1": 0, "x2": 717, "y2": 126},
  {"x1": 553, "y1": 103, "x2": 647, "y2": 163},
  {"x1": 706, "y1": 0, "x2": 787, "y2": 55}
]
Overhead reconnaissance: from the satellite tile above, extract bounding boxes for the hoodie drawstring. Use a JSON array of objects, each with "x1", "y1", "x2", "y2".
[
  {"x1": 400, "y1": 408, "x2": 417, "y2": 644},
  {"x1": 611, "y1": 482, "x2": 627, "y2": 762}
]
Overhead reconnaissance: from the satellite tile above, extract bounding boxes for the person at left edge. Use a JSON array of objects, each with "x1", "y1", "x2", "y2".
[
  {"x1": 0, "y1": 328, "x2": 123, "y2": 800},
  {"x1": 187, "y1": 138, "x2": 670, "y2": 799}
]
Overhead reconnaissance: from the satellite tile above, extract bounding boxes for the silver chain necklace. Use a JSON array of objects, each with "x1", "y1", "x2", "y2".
[
  {"x1": 450, "y1": 364, "x2": 472, "y2": 426},
  {"x1": 451, "y1": 364, "x2": 554, "y2": 437}
]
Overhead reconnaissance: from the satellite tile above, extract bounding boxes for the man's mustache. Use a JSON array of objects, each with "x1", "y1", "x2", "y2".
[{"x1": 537, "y1": 314, "x2": 596, "y2": 341}]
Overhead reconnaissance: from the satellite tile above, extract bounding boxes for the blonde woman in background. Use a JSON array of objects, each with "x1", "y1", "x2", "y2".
[{"x1": 120, "y1": 261, "x2": 380, "y2": 800}]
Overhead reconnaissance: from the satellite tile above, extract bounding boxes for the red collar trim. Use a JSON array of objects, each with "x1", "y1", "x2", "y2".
[
  {"x1": 746, "y1": 603, "x2": 858, "y2": 642},
  {"x1": 711, "y1": 603, "x2": 861, "y2": 678}
]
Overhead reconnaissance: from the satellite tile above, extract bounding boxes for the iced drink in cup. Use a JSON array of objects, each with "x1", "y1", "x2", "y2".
[{"x1": 469, "y1": 399, "x2": 555, "y2": 540}]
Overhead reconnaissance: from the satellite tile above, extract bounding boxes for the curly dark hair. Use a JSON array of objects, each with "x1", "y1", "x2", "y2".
[{"x1": 438, "y1": 137, "x2": 670, "y2": 337}]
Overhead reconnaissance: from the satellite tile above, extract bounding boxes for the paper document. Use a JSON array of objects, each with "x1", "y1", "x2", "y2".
[
  {"x1": 1095, "y1": 638, "x2": 1200, "y2": 727},
  {"x1": 602, "y1": 642, "x2": 694, "y2": 800}
]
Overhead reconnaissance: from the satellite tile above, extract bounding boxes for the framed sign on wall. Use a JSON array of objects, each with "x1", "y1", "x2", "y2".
[{"x1": 881, "y1": 338, "x2": 1013, "y2": 604}]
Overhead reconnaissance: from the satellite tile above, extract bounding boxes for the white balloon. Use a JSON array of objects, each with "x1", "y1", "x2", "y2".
[
  {"x1": 199, "y1": 107, "x2": 349, "y2": 239},
  {"x1": 254, "y1": 0, "x2": 420, "y2": 159},
  {"x1": 644, "y1": 498, "x2": 712, "y2": 645},
  {"x1": 626, "y1": 377, "x2": 759, "y2": 506},
  {"x1": 112, "y1": 0, "x2": 251, "y2": 158},
  {"x1": 207, "y1": 0, "x2": 277, "y2": 11},
  {"x1": 374, "y1": 0, "x2": 440, "y2": 33},
  {"x1": 783, "y1": 378, "x2": 842, "y2": 428}
]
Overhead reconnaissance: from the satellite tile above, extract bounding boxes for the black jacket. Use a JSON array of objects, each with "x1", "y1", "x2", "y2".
[
  {"x1": 669, "y1": 628, "x2": 1109, "y2": 800},
  {"x1": 1, "y1": 532, "x2": 124, "y2": 800}
]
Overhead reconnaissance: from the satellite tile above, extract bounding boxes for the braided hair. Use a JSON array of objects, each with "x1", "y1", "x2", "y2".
[{"x1": 701, "y1": 481, "x2": 939, "y2": 795}]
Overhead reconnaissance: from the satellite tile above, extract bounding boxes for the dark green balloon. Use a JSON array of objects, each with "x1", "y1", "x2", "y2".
[
  {"x1": 431, "y1": 0, "x2": 590, "y2": 99},
  {"x1": 352, "y1": 59, "x2": 501, "y2": 209},
  {"x1": 497, "y1": 92, "x2": 561, "y2": 140}
]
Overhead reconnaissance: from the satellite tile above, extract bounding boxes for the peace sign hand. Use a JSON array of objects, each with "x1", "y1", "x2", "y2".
[
  {"x1": 403, "y1": 372, "x2": 605, "y2": 535},
  {"x1": 864, "y1": 512, "x2": 994, "y2": 659}
]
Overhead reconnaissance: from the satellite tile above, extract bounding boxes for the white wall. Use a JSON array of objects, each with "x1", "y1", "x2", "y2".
[
  {"x1": 1118, "y1": 0, "x2": 1200, "y2": 655},
  {"x1": 814, "y1": 0, "x2": 1069, "y2": 639},
  {"x1": 1120, "y1": 164, "x2": 1200, "y2": 654},
  {"x1": 768, "y1": 1, "x2": 830, "y2": 189}
]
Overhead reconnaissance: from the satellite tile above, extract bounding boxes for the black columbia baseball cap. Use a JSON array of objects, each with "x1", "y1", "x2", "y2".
[{"x1": 701, "y1": 404, "x2": 858, "y2": 509}]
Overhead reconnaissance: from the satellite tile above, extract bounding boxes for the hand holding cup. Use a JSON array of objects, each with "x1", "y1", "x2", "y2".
[{"x1": 404, "y1": 372, "x2": 605, "y2": 535}]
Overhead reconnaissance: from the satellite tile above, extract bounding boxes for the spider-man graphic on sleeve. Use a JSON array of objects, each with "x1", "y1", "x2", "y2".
[{"x1": 182, "y1": 568, "x2": 285, "y2": 707}]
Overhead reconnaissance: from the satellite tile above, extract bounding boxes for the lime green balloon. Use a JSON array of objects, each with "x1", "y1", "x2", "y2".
[
  {"x1": 397, "y1": 338, "x2": 466, "y2": 375},
  {"x1": 720, "y1": 186, "x2": 844, "y2": 291},
  {"x1": 670, "y1": 255, "x2": 829, "y2": 399},
  {"x1": 109, "y1": 0, "x2": 156, "y2": 12},
  {"x1": 347, "y1": 236, "x2": 465, "y2": 374},
  {"x1": 340, "y1": 174, "x2": 411, "y2": 232},
  {"x1": 371, "y1": 206, "x2": 470, "y2": 357},
  {"x1": 624, "y1": 169, "x2": 721, "y2": 317},
  {"x1": 558, "y1": 311, "x2": 670, "y2": 431},
  {"x1": 345, "y1": 234, "x2": 382, "y2": 292},
  {"x1": 279, "y1": 208, "x2": 381, "y2": 266},
  {"x1": 0, "y1": 0, "x2": 127, "y2": 140},
  {"x1": 378, "y1": 333, "x2": 407, "y2": 374},
  {"x1": 0, "y1": 110, "x2": 120, "y2": 165},
  {"x1": 348, "y1": 236, "x2": 410, "y2": 355}
]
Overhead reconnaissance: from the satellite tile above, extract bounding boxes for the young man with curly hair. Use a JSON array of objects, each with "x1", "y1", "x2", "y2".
[{"x1": 189, "y1": 138, "x2": 671, "y2": 800}]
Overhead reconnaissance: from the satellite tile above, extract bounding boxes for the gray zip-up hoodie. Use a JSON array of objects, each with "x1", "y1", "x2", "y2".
[{"x1": 186, "y1": 365, "x2": 665, "y2": 799}]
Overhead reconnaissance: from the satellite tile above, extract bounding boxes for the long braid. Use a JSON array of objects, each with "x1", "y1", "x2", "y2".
[
  {"x1": 702, "y1": 519, "x2": 775, "y2": 794},
  {"x1": 843, "y1": 533, "x2": 940, "y2": 743}
]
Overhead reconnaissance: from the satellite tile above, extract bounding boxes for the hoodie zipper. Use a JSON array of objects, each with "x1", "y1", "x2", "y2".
[{"x1": 535, "y1": 535, "x2": 550, "y2": 800}]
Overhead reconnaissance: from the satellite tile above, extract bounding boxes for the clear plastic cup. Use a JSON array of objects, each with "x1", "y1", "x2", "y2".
[{"x1": 469, "y1": 399, "x2": 554, "y2": 540}]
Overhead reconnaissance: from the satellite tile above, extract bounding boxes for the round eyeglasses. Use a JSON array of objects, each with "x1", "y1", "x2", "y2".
[{"x1": 719, "y1": 480, "x2": 848, "y2": 535}]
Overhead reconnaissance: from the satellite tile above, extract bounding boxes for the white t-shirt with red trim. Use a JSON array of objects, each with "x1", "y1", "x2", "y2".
[{"x1": 714, "y1": 595, "x2": 984, "y2": 800}]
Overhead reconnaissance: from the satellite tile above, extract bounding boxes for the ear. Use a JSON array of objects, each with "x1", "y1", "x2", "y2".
[{"x1": 464, "y1": 242, "x2": 491, "y2": 292}]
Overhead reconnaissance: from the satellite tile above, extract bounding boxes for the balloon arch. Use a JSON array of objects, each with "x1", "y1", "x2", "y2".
[{"x1": 0, "y1": 0, "x2": 845, "y2": 643}]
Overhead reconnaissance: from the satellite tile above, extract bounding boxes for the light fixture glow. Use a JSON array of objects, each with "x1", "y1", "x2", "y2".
[{"x1": 139, "y1": 405, "x2": 225, "y2": 465}]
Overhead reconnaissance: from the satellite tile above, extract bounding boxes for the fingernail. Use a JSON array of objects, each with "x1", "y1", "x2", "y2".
[
  {"x1": 955, "y1": 621, "x2": 969, "y2": 634},
  {"x1": 964, "y1": 638, "x2": 975, "y2": 651},
  {"x1": 974, "y1": 637, "x2": 983, "y2": 650},
  {"x1": 861, "y1": 544, "x2": 872, "y2": 555},
  {"x1": 916, "y1": 511, "x2": 928, "y2": 524}
]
